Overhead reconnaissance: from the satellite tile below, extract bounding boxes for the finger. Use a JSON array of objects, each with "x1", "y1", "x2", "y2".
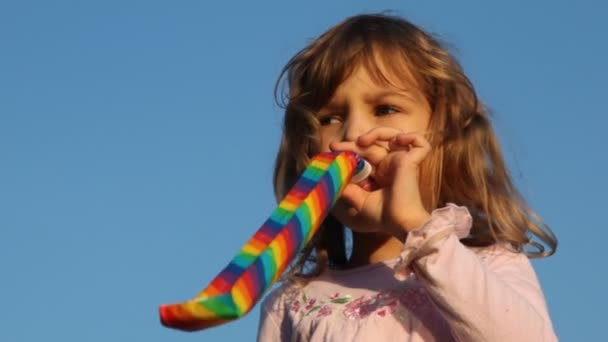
[
  {"x1": 329, "y1": 140, "x2": 358, "y2": 152},
  {"x1": 388, "y1": 132, "x2": 431, "y2": 151},
  {"x1": 357, "y1": 127, "x2": 403, "y2": 146},
  {"x1": 388, "y1": 134, "x2": 432, "y2": 168},
  {"x1": 338, "y1": 183, "x2": 368, "y2": 212},
  {"x1": 329, "y1": 141, "x2": 388, "y2": 166}
]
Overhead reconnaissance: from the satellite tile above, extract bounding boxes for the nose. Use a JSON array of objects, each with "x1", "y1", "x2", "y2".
[{"x1": 342, "y1": 112, "x2": 371, "y2": 142}]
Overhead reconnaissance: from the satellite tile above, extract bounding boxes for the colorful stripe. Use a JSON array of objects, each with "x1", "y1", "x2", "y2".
[{"x1": 159, "y1": 151, "x2": 365, "y2": 331}]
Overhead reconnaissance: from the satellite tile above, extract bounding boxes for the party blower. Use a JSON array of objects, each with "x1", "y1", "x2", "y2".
[{"x1": 159, "y1": 151, "x2": 372, "y2": 331}]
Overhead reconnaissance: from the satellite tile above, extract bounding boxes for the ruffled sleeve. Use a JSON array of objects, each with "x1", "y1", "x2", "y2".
[
  {"x1": 394, "y1": 203, "x2": 557, "y2": 341},
  {"x1": 394, "y1": 203, "x2": 472, "y2": 280}
]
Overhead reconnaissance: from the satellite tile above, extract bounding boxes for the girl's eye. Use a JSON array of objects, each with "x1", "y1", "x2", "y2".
[
  {"x1": 376, "y1": 105, "x2": 399, "y2": 116},
  {"x1": 319, "y1": 115, "x2": 342, "y2": 126}
]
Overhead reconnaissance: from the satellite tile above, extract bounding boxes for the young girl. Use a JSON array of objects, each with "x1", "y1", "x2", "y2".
[{"x1": 258, "y1": 13, "x2": 557, "y2": 341}]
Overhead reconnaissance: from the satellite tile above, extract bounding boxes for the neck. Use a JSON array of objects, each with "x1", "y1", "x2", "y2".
[{"x1": 347, "y1": 231, "x2": 405, "y2": 268}]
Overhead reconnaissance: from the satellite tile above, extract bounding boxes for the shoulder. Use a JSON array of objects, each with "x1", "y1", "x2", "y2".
[
  {"x1": 257, "y1": 279, "x2": 306, "y2": 341},
  {"x1": 261, "y1": 279, "x2": 303, "y2": 313},
  {"x1": 472, "y1": 243, "x2": 542, "y2": 283},
  {"x1": 473, "y1": 242, "x2": 529, "y2": 263}
]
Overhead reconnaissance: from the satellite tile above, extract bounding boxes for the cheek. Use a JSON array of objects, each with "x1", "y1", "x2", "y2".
[
  {"x1": 414, "y1": 109, "x2": 432, "y2": 131},
  {"x1": 318, "y1": 127, "x2": 342, "y2": 152},
  {"x1": 386, "y1": 116, "x2": 430, "y2": 134}
]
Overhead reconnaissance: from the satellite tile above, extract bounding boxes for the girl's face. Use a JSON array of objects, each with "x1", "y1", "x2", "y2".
[
  {"x1": 316, "y1": 63, "x2": 431, "y2": 157},
  {"x1": 315, "y1": 63, "x2": 432, "y2": 231}
]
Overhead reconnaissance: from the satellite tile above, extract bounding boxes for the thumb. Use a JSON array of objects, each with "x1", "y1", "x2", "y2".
[{"x1": 339, "y1": 183, "x2": 368, "y2": 212}]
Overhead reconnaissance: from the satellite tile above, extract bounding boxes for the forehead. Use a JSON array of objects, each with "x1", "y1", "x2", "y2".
[
  {"x1": 327, "y1": 51, "x2": 425, "y2": 103},
  {"x1": 360, "y1": 48, "x2": 421, "y2": 92},
  {"x1": 296, "y1": 41, "x2": 426, "y2": 111}
]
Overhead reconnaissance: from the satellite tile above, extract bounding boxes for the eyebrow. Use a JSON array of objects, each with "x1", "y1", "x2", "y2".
[
  {"x1": 316, "y1": 103, "x2": 342, "y2": 116},
  {"x1": 319, "y1": 88, "x2": 416, "y2": 114},
  {"x1": 363, "y1": 89, "x2": 415, "y2": 103}
]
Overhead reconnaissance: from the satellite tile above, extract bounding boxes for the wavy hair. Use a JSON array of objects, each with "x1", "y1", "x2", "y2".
[{"x1": 273, "y1": 13, "x2": 557, "y2": 277}]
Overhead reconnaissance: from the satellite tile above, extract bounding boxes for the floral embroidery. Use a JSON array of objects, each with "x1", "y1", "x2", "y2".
[
  {"x1": 291, "y1": 299, "x2": 301, "y2": 313},
  {"x1": 286, "y1": 286, "x2": 432, "y2": 322},
  {"x1": 343, "y1": 295, "x2": 374, "y2": 319},
  {"x1": 316, "y1": 305, "x2": 332, "y2": 318},
  {"x1": 304, "y1": 298, "x2": 317, "y2": 311}
]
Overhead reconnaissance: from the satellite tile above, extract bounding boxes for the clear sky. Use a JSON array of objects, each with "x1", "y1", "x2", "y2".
[{"x1": 1, "y1": 0, "x2": 606, "y2": 341}]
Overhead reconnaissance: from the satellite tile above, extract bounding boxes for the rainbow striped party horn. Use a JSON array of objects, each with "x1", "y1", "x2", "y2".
[{"x1": 159, "y1": 151, "x2": 371, "y2": 331}]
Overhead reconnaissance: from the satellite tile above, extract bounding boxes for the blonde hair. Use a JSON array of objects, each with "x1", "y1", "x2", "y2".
[{"x1": 273, "y1": 13, "x2": 557, "y2": 277}]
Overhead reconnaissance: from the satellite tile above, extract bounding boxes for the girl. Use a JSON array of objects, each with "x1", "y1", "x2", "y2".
[{"x1": 258, "y1": 13, "x2": 557, "y2": 341}]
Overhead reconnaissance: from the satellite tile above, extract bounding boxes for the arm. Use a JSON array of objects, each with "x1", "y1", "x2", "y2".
[{"x1": 395, "y1": 204, "x2": 557, "y2": 341}]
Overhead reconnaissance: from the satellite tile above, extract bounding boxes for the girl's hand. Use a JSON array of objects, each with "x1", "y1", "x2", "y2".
[{"x1": 329, "y1": 127, "x2": 431, "y2": 240}]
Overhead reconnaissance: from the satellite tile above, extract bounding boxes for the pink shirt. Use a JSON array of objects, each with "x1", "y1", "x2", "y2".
[{"x1": 257, "y1": 204, "x2": 557, "y2": 341}]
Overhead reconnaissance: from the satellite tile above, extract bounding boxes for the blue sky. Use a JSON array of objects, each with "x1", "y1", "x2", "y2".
[{"x1": 1, "y1": 0, "x2": 606, "y2": 341}]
